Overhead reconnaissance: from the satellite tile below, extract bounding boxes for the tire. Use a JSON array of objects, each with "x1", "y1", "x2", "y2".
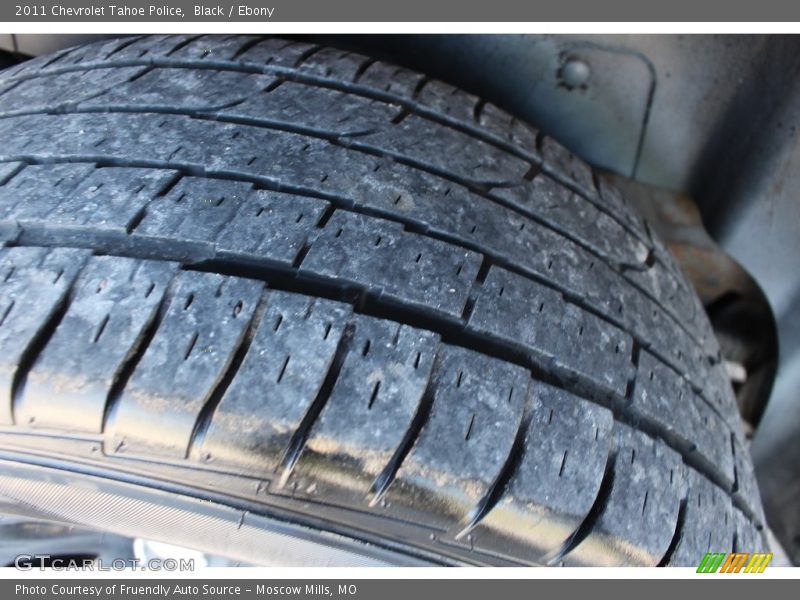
[{"x1": 0, "y1": 35, "x2": 766, "y2": 566}]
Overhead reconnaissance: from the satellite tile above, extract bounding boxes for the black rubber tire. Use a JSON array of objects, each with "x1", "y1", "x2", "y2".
[{"x1": 0, "y1": 35, "x2": 767, "y2": 566}]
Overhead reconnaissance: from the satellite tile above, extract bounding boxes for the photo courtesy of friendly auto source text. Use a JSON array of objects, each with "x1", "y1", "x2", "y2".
[{"x1": 0, "y1": 0, "x2": 798, "y2": 591}]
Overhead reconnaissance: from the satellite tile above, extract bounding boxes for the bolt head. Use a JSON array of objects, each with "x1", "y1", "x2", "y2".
[{"x1": 560, "y1": 58, "x2": 591, "y2": 89}]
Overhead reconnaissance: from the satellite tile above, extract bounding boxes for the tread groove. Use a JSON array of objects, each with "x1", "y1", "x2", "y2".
[
  {"x1": 277, "y1": 320, "x2": 355, "y2": 488},
  {"x1": 103, "y1": 36, "x2": 147, "y2": 60},
  {"x1": 368, "y1": 345, "x2": 442, "y2": 506},
  {"x1": 187, "y1": 289, "x2": 270, "y2": 459},
  {"x1": 164, "y1": 35, "x2": 205, "y2": 57},
  {"x1": 545, "y1": 450, "x2": 617, "y2": 565},
  {"x1": 101, "y1": 275, "x2": 177, "y2": 437},
  {"x1": 230, "y1": 37, "x2": 271, "y2": 62},
  {"x1": 9, "y1": 267, "x2": 82, "y2": 425},
  {"x1": 454, "y1": 386, "x2": 534, "y2": 539},
  {"x1": 658, "y1": 497, "x2": 688, "y2": 567}
]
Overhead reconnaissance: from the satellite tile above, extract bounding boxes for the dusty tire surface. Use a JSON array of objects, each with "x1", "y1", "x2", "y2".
[{"x1": 0, "y1": 35, "x2": 766, "y2": 566}]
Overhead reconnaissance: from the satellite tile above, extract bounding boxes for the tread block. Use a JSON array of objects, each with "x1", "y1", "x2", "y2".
[
  {"x1": 0, "y1": 247, "x2": 90, "y2": 424},
  {"x1": 562, "y1": 424, "x2": 685, "y2": 566},
  {"x1": 135, "y1": 176, "x2": 327, "y2": 266},
  {"x1": 706, "y1": 361, "x2": 743, "y2": 430},
  {"x1": 732, "y1": 438, "x2": 766, "y2": 526},
  {"x1": 383, "y1": 346, "x2": 529, "y2": 528},
  {"x1": 85, "y1": 67, "x2": 276, "y2": 111},
  {"x1": 540, "y1": 136, "x2": 645, "y2": 239},
  {"x1": 165, "y1": 34, "x2": 266, "y2": 62},
  {"x1": 594, "y1": 176, "x2": 650, "y2": 243},
  {"x1": 623, "y1": 260, "x2": 696, "y2": 323},
  {"x1": 0, "y1": 52, "x2": 64, "y2": 80},
  {"x1": 107, "y1": 271, "x2": 263, "y2": 458},
  {"x1": 632, "y1": 351, "x2": 735, "y2": 487},
  {"x1": 0, "y1": 113, "x2": 212, "y2": 167},
  {"x1": 415, "y1": 79, "x2": 481, "y2": 124},
  {"x1": 667, "y1": 470, "x2": 735, "y2": 566},
  {"x1": 302, "y1": 211, "x2": 481, "y2": 319},
  {"x1": 235, "y1": 38, "x2": 322, "y2": 68},
  {"x1": 41, "y1": 36, "x2": 149, "y2": 66},
  {"x1": 733, "y1": 506, "x2": 768, "y2": 554},
  {"x1": 469, "y1": 266, "x2": 633, "y2": 397},
  {"x1": 99, "y1": 34, "x2": 200, "y2": 61},
  {"x1": 136, "y1": 176, "x2": 254, "y2": 255},
  {"x1": 468, "y1": 264, "x2": 566, "y2": 354},
  {"x1": 540, "y1": 136, "x2": 596, "y2": 193},
  {"x1": 293, "y1": 47, "x2": 371, "y2": 81},
  {"x1": 231, "y1": 80, "x2": 397, "y2": 135},
  {"x1": 476, "y1": 102, "x2": 539, "y2": 151},
  {"x1": 215, "y1": 190, "x2": 327, "y2": 265},
  {"x1": 16, "y1": 257, "x2": 176, "y2": 433},
  {"x1": 0, "y1": 164, "x2": 96, "y2": 222},
  {"x1": 474, "y1": 383, "x2": 614, "y2": 563},
  {"x1": 357, "y1": 61, "x2": 427, "y2": 99},
  {"x1": 492, "y1": 176, "x2": 650, "y2": 267},
  {"x1": 670, "y1": 328, "x2": 713, "y2": 390},
  {"x1": 0, "y1": 67, "x2": 147, "y2": 114},
  {"x1": 354, "y1": 115, "x2": 531, "y2": 185},
  {"x1": 198, "y1": 292, "x2": 352, "y2": 473},
  {"x1": 553, "y1": 304, "x2": 634, "y2": 398},
  {"x1": 344, "y1": 154, "x2": 606, "y2": 284},
  {"x1": 289, "y1": 316, "x2": 439, "y2": 496},
  {"x1": 691, "y1": 400, "x2": 737, "y2": 487},
  {"x1": 0, "y1": 164, "x2": 179, "y2": 246},
  {"x1": 44, "y1": 167, "x2": 176, "y2": 232}
]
